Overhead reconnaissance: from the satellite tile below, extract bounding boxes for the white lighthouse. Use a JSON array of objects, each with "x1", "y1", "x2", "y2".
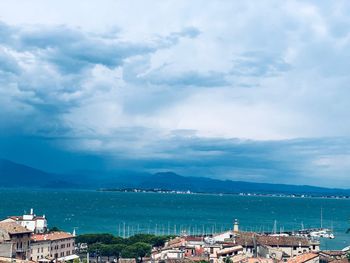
[{"x1": 233, "y1": 219, "x2": 239, "y2": 232}]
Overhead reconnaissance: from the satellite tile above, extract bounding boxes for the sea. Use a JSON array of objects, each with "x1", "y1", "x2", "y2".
[{"x1": 0, "y1": 188, "x2": 350, "y2": 250}]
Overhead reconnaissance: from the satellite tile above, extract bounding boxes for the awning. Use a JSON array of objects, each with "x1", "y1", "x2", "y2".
[
  {"x1": 57, "y1": 254, "x2": 79, "y2": 261},
  {"x1": 38, "y1": 259, "x2": 51, "y2": 262}
]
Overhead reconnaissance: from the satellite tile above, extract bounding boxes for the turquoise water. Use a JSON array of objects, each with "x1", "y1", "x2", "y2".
[{"x1": 0, "y1": 189, "x2": 350, "y2": 250}]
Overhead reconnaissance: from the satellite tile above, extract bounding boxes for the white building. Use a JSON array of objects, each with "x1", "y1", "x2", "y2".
[
  {"x1": 152, "y1": 249, "x2": 185, "y2": 261},
  {"x1": 1, "y1": 209, "x2": 47, "y2": 234},
  {"x1": 30, "y1": 232, "x2": 78, "y2": 262}
]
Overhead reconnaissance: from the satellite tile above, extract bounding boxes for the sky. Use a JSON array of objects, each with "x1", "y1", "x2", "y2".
[{"x1": 1, "y1": 0, "x2": 350, "y2": 187}]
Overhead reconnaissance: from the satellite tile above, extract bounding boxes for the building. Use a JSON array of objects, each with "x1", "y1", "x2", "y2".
[
  {"x1": 0, "y1": 222, "x2": 32, "y2": 260},
  {"x1": 1, "y1": 209, "x2": 47, "y2": 234},
  {"x1": 30, "y1": 232, "x2": 78, "y2": 262},
  {"x1": 216, "y1": 245, "x2": 244, "y2": 262},
  {"x1": 287, "y1": 253, "x2": 319, "y2": 263},
  {"x1": 319, "y1": 251, "x2": 348, "y2": 263},
  {"x1": 152, "y1": 249, "x2": 185, "y2": 261},
  {"x1": 216, "y1": 231, "x2": 320, "y2": 258}
]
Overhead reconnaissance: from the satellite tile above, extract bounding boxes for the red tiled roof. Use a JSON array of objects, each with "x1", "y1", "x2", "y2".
[
  {"x1": 185, "y1": 236, "x2": 204, "y2": 242},
  {"x1": 257, "y1": 236, "x2": 311, "y2": 247},
  {"x1": 32, "y1": 232, "x2": 74, "y2": 242},
  {"x1": 0, "y1": 222, "x2": 32, "y2": 234},
  {"x1": 320, "y1": 251, "x2": 346, "y2": 257},
  {"x1": 287, "y1": 253, "x2": 318, "y2": 263},
  {"x1": 225, "y1": 232, "x2": 313, "y2": 247}
]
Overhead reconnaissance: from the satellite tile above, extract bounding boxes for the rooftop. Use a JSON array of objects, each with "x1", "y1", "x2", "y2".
[
  {"x1": 217, "y1": 245, "x2": 243, "y2": 256},
  {"x1": 223, "y1": 232, "x2": 316, "y2": 247},
  {"x1": 8, "y1": 215, "x2": 46, "y2": 221},
  {"x1": 320, "y1": 251, "x2": 347, "y2": 257},
  {"x1": 32, "y1": 232, "x2": 74, "y2": 242},
  {"x1": 287, "y1": 253, "x2": 318, "y2": 263},
  {"x1": 0, "y1": 222, "x2": 32, "y2": 234}
]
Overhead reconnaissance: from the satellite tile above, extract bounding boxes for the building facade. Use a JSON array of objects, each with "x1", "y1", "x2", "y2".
[
  {"x1": 0, "y1": 222, "x2": 32, "y2": 260},
  {"x1": 30, "y1": 232, "x2": 78, "y2": 262},
  {"x1": 1, "y1": 209, "x2": 47, "y2": 234}
]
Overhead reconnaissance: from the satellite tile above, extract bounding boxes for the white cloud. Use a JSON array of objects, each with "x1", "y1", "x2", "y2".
[{"x1": 1, "y1": 1, "x2": 350, "y2": 185}]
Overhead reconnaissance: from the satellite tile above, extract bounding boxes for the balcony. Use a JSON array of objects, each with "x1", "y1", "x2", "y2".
[{"x1": 15, "y1": 248, "x2": 28, "y2": 253}]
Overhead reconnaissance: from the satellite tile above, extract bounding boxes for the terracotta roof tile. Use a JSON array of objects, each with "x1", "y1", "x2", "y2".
[
  {"x1": 287, "y1": 253, "x2": 318, "y2": 263},
  {"x1": 32, "y1": 232, "x2": 74, "y2": 242},
  {"x1": 0, "y1": 222, "x2": 32, "y2": 234}
]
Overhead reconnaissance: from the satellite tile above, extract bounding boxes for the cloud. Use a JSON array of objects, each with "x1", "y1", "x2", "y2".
[{"x1": 1, "y1": 1, "x2": 350, "y2": 187}]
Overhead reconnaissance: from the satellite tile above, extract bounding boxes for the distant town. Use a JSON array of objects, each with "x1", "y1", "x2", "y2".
[
  {"x1": 0, "y1": 209, "x2": 349, "y2": 263},
  {"x1": 99, "y1": 188, "x2": 350, "y2": 199}
]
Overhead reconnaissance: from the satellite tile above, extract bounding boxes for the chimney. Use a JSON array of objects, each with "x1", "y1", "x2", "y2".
[
  {"x1": 30, "y1": 208, "x2": 34, "y2": 215},
  {"x1": 233, "y1": 219, "x2": 239, "y2": 232}
]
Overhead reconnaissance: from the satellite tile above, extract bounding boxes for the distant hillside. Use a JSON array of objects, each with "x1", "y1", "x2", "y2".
[
  {"x1": 1, "y1": 159, "x2": 350, "y2": 196},
  {"x1": 138, "y1": 172, "x2": 350, "y2": 196},
  {"x1": 0, "y1": 159, "x2": 76, "y2": 188},
  {"x1": 0, "y1": 159, "x2": 52, "y2": 187}
]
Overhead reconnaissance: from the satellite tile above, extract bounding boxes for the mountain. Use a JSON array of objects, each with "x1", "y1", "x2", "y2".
[
  {"x1": 138, "y1": 172, "x2": 350, "y2": 196},
  {"x1": 0, "y1": 159, "x2": 52, "y2": 187},
  {"x1": 1, "y1": 159, "x2": 350, "y2": 196},
  {"x1": 0, "y1": 159, "x2": 77, "y2": 188}
]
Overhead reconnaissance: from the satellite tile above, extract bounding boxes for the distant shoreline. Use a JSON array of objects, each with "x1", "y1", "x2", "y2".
[
  {"x1": 1, "y1": 187, "x2": 350, "y2": 199},
  {"x1": 98, "y1": 188, "x2": 350, "y2": 199}
]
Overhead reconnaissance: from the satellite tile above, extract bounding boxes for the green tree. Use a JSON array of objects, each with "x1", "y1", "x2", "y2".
[
  {"x1": 100, "y1": 245, "x2": 114, "y2": 262},
  {"x1": 126, "y1": 234, "x2": 167, "y2": 247},
  {"x1": 129, "y1": 242, "x2": 152, "y2": 263},
  {"x1": 121, "y1": 242, "x2": 151, "y2": 262},
  {"x1": 73, "y1": 258, "x2": 80, "y2": 263},
  {"x1": 88, "y1": 243, "x2": 102, "y2": 254},
  {"x1": 224, "y1": 257, "x2": 233, "y2": 263},
  {"x1": 49, "y1": 226, "x2": 61, "y2": 232},
  {"x1": 111, "y1": 244, "x2": 126, "y2": 263},
  {"x1": 77, "y1": 234, "x2": 116, "y2": 245},
  {"x1": 111, "y1": 236, "x2": 125, "y2": 244},
  {"x1": 121, "y1": 246, "x2": 135, "y2": 259}
]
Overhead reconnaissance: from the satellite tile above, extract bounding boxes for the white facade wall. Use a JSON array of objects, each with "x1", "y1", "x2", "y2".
[
  {"x1": 50, "y1": 237, "x2": 75, "y2": 260},
  {"x1": 30, "y1": 240, "x2": 50, "y2": 261}
]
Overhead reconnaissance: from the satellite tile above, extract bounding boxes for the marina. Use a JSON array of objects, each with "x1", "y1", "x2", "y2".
[{"x1": 0, "y1": 189, "x2": 349, "y2": 250}]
